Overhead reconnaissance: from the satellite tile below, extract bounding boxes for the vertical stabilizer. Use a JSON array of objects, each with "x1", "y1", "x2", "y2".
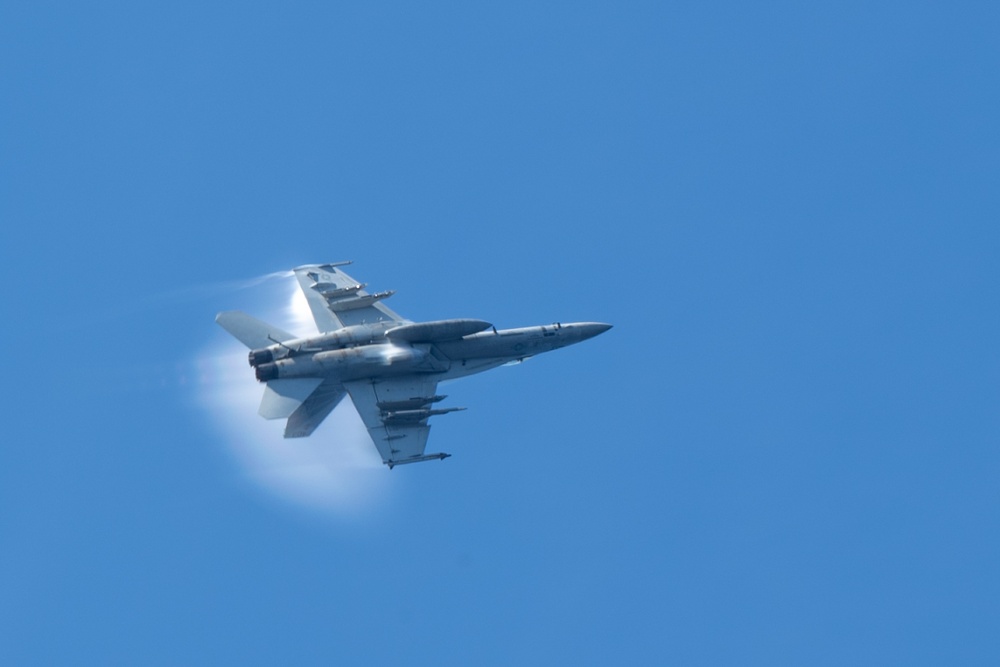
[{"x1": 216, "y1": 310, "x2": 296, "y2": 349}]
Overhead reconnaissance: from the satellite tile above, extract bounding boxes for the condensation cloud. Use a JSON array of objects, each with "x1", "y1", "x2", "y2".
[{"x1": 195, "y1": 274, "x2": 391, "y2": 515}]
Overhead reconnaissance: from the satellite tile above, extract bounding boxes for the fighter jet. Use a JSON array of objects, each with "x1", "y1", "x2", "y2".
[{"x1": 216, "y1": 262, "x2": 611, "y2": 468}]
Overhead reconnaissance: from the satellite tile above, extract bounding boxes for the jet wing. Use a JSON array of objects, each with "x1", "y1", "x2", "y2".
[
  {"x1": 343, "y1": 376, "x2": 453, "y2": 468},
  {"x1": 293, "y1": 262, "x2": 405, "y2": 332}
]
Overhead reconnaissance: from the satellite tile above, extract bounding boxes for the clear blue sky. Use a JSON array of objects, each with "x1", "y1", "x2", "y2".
[{"x1": 2, "y1": 2, "x2": 998, "y2": 665}]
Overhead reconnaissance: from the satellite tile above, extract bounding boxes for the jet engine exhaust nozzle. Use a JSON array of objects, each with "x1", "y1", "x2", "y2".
[
  {"x1": 255, "y1": 362, "x2": 279, "y2": 382},
  {"x1": 248, "y1": 348, "x2": 274, "y2": 367}
]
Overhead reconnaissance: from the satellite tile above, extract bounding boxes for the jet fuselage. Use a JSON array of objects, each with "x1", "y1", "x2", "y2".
[
  {"x1": 251, "y1": 321, "x2": 611, "y2": 384},
  {"x1": 216, "y1": 262, "x2": 611, "y2": 467}
]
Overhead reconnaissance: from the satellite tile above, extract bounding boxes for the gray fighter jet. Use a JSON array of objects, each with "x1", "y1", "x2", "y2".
[{"x1": 216, "y1": 262, "x2": 611, "y2": 468}]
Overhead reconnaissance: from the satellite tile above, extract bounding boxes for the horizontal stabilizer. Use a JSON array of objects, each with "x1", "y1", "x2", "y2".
[
  {"x1": 259, "y1": 378, "x2": 324, "y2": 419},
  {"x1": 216, "y1": 310, "x2": 296, "y2": 349},
  {"x1": 285, "y1": 380, "x2": 347, "y2": 438}
]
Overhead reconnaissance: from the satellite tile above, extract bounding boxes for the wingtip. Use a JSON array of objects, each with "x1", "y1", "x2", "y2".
[
  {"x1": 214, "y1": 309, "x2": 237, "y2": 324},
  {"x1": 292, "y1": 261, "x2": 353, "y2": 271},
  {"x1": 384, "y1": 452, "x2": 451, "y2": 469}
]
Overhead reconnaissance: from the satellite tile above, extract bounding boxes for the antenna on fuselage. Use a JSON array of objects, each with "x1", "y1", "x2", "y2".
[{"x1": 267, "y1": 335, "x2": 296, "y2": 352}]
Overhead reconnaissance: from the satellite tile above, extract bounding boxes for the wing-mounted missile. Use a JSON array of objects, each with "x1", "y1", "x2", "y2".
[
  {"x1": 382, "y1": 406, "x2": 466, "y2": 425},
  {"x1": 385, "y1": 319, "x2": 492, "y2": 342},
  {"x1": 387, "y1": 453, "x2": 450, "y2": 470},
  {"x1": 303, "y1": 261, "x2": 395, "y2": 311},
  {"x1": 315, "y1": 261, "x2": 353, "y2": 271},
  {"x1": 314, "y1": 282, "x2": 365, "y2": 299},
  {"x1": 326, "y1": 291, "x2": 396, "y2": 312},
  {"x1": 377, "y1": 395, "x2": 447, "y2": 411}
]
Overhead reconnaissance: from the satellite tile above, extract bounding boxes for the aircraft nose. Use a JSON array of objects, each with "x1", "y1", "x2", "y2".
[{"x1": 577, "y1": 322, "x2": 613, "y2": 340}]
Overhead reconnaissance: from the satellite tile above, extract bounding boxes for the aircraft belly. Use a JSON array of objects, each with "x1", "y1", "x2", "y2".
[
  {"x1": 261, "y1": 343, "x2": 449, "y2": 382},
  {"x1": 325, "y1": 363, "x2": 443, "y2": 383},
  {"x1": 436, "y1": 334, "x2": 552, "y2": 362},
  {"x1": 436, "y1": 358, "x2": 510, "y2": 381}
]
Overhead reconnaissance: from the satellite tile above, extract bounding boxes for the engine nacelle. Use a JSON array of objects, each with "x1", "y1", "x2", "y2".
[
  {"x1": 246, "y1": 323, "x2": 393, "y2": 368},
  {"x1": 253, "y1": 343, "x2": 433, "y2": 382},
  {"x1": 313, "y1": 344, "x2": 428, "y2": 369}
]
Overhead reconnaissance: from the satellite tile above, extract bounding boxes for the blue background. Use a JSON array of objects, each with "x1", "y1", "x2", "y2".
[{"x1": 2, "y1": 2, "x2": 998, "y2": 664}]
